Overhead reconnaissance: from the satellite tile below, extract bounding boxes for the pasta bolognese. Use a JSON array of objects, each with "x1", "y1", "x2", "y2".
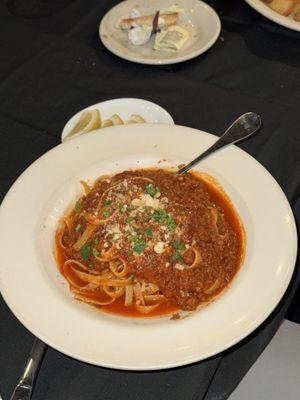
[{"x1": 55, "y1": 168, "x2": 245, "y2": 317}]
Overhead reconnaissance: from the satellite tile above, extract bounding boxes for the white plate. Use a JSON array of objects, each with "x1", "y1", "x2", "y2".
[
  {"x1": 245, "y1": 0, "x2": 300, "y2": 32},
  {"x1": 61, "y1": 98, "x2": 174, "y2": 141},
  {"x1": 99, "y1": 0, "x2": 221, "y2": 65},
  {"x1": 0, "y1": 124, "x2": 297, "y2": 370}
]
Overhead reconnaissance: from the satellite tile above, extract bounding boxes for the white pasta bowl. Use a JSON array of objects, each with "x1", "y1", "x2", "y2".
[{"x1": 0, "y1": 123, "x2": 297, "y2": 370}]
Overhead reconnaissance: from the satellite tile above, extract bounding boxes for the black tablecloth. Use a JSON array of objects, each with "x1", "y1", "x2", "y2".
[{"x1": 0, "y1": 1, "x2": 299, "y2": 399}]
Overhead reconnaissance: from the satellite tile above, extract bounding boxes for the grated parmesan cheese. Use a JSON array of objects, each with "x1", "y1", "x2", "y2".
[
  {"x1": 154, "y1": 242, "x2": 165, "y2": 254},
  {"x1": 131, "y1": 198, "x2": 143, "y2": 207},
  {"x1": 164, "y1": 233, "x2": 170, "y2": 241},
  {"x1": 108, "y1": 224, "x2": 120, "y2": 234},
  {"x1": 131, "y1": 194, "x2": 161, "y2": 210},
  {"x1": 174, "y1": 263, "x2": 184, "y2": 271}
]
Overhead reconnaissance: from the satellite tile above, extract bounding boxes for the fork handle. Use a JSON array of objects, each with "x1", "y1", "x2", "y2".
[
  {"x1": 10, "y1": 339, "x2": 47, "y2": 400},
  {"x1": 177, "y1": 112, "x2": 261, "y2": 174}
]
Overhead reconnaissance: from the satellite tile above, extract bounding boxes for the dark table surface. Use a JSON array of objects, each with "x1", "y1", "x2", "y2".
[{"x1": 0, "y1": 0, "x2": 300, "y2": 399}]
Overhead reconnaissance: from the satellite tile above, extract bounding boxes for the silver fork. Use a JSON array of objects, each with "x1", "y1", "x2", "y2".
[
  {"x1": 177, "y1": 112, "x2": 262, "y2": 174},
  {"x1": 10, "y1": 339, "x2": 47, "y2": 400}
]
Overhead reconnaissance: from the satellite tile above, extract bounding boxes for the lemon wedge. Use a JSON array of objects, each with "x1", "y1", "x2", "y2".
[
  {"x1": 101, "y1": 114, "x2": 123, "y2": 128},
  {"x1": 126, "y1": 114, "x2": 146, "y2": 124},
  {"x1": 110, "y1": 114, "x2": 124, "y2": 125},
  {"x1": 65, "y1": 109, "x2": 101, "y2": 140},
  {"x1": 102, "y1": 119, "x2": 113, "y2": 128}
]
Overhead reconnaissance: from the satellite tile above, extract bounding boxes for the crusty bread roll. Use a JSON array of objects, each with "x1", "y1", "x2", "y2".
[
  {"x1": 293, "y1": 0, "x2": 300, "y2": 21},
  {"x1": 119, "y1": 12, "x2": 178, "y2": 30},
  {"x1": 269, "y1": 0, "x2": 294, "y2": 16}
]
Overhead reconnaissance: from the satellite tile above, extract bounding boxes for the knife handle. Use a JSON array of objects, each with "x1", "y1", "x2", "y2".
[{"x1": 10, "y1": 339, "x2": 47, "y2": 400}]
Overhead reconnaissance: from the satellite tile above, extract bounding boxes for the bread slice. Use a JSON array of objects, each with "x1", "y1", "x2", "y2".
[
  {"x1": 269, "y1": 0, "x2": 294, "y2": 16},
  {"x1": 293, "y1": 0, "x2": 300, "y2": 21},
  {"x1": 119, "y1": 12, "x2": 178, "y2": 30}
]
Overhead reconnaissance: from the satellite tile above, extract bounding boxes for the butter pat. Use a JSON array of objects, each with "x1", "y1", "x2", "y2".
[{"x1": 154, "y1": 26, "x2": 190, "y2": 53}]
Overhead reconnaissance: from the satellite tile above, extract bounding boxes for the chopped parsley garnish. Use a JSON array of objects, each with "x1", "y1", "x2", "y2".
[
  {"x1": 119, "y1": 205, "x2": 126, "y2": 213},
  {"x1": 128, "y1": 234, "x2": 138, "y2": 243},
  {"x1": 93, "y1": 237, "x2": 99, "y2": 244},
  {"x1": 126, "y1": 217, "x2": 133, "y2": 224},
  {"x1": 102, "y1": 210, "x2": 110, "y2": 219},
  {"x1": 151, "y1": 209, "x2": 177, "y2": 230},
  {"x1": 165, "y1": 215, "x2": 177, "y2": 230},
  {"x1": 144, "y1": 183, "x2": 160, "y2": 197},
  {"x1": 92, "y1": 248, "x2": 99, "y2": 257},
  {"x1": 130, "y1": 274, "x2": 136, "y2": 282},
  {"x1": 87, "y1": 263, "x2": 93, "y2": 269},
  {"x1": 133, "y1": 242, "x2": 146, "y2": 254},
  {"x1": 80, "y1": 243, "x2": 92, "y2": 260},
  {"x1": 129, "y1": 235, "x2": 146, "y2": 254},
  {"x1": 104, "y1": 199, "x2": 112, "y2": 207},
  {"x1": 172, "y1": 240, "x2": 186, "y2": 251},
  {"x1": 74, "y1": 201, "x2": 81, "y2": 212},
  {"x1": 146, "y1": 228, "x2": 153, "y2": 237},
  {"x1": 171, "y1": 240, "x2": 185, "y2": 262},
  {"x1": 172, "y1": 252, "x2": 182, "y2": 262},
  {"x1": 151, "y1": 208, "x2": 167, "y2": 222},
  {"x1": 75, "y1": 224, "x2": 81, "y2": 232}
]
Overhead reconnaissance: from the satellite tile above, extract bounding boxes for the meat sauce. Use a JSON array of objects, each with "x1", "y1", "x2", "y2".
[{"x1": 55, "y1": 169, "x2": 245, "y2": 317}]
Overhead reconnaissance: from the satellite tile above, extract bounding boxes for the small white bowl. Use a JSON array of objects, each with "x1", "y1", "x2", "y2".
[{"x1": 61, "y1": 98, "x2": 174, "y2": 141}]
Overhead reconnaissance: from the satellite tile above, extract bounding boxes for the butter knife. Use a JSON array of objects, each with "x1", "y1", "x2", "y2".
[{"x1": 10, "y1": 339, "x2": 47, "y2": 400}]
